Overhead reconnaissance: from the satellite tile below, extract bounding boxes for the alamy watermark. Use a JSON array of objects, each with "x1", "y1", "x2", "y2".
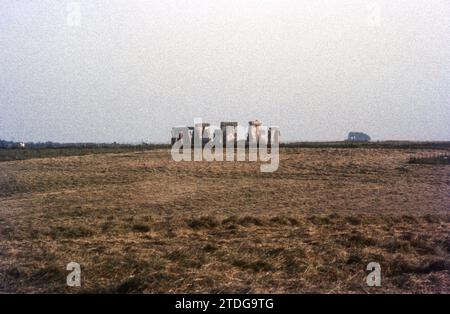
[
  {"x1": 66, "y1": 262, "x2": 81, "y2": 287},
  {"x1": 366, "y1": 262, "x2": 381, "y2": 287},
  {"x1": 171, "y1": 119, "x2": 280, "y2": 172},
  {"x1": 66, "y1": 2, "x2": 81, "y2": 27},
  {"x1": 366, "y1": 2, "x2": 381, "y2": 28}
]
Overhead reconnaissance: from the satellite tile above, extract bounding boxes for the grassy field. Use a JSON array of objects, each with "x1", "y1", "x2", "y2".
[
  {"x1": 0, "y1": 147, "x2": 449, "y2": 293},
  {"x1": 1, "y1": 141, "x2": 449, "y2": 162}
]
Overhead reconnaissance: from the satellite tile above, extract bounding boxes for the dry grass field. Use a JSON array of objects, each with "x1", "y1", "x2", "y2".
[{"x1": 1, "y1": 147, "x2": 449, "y2": 293}]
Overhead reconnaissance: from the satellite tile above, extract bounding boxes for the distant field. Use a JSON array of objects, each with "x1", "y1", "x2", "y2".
[
  {"x1": 283, "y1": 141, "x2": 450, "y2": 150},
  {"x1": 0, "y1": 145, "x2": 169, "y2": 162},
  {"x1": 0, "y1": 147, "x2": 449, "y2": 293},
  {"x1": 1, "y1": 141, "x2": 449, "y2": 162}
]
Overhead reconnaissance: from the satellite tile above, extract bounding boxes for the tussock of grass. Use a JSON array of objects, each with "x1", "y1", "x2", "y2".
[
  {"x1": 232, "y1": 259, "x2": 274, "y2": 272},
  {"x1": 6, "y1": 267, "x2": 21, "y2": 279},
  {"x1": 113, "y1": 277, "x2": 147, "y2": 293},
  {"x1": 442, "y1": 237, "x2": 450, "y2": 253},
  {"x1": 340, "y1": 231, "x2": 378, "y2": 247},
  {"x1": 283, "y1": 256, "x2": 307, "y2": 275},
  {"x1": 308, "y1": 215, "x2": 332, "y2": 225},
  {"x1": 202, "y1": 243, "x2": 218, "y2": 253},
  {"x1": 345, "y1": 216, "x2": 362, "y2": 225},
  {"x1": 346, "y1": 254, "x2": 362, "y2": 265},
  {"x1": 383, "y1": 238, "x2": 412, "y2": 253},
  {"x1": 389, "y1": 258, "x2": 450, "y2": 277},
  {"x1": 187, "y1": 216, "x2": 219, "y2": 229},
  {"x1": 131, "y1": 223, "x2": 150, "y2": 233},
  {"x1": 29, "y1": 265, "x2": 66, "y2": 287},
  {"x1": 165, "y1": 249, "x2": 205, "y2": 268},
  {"x1": 48, "y1": 225, "x2": 94, "y2": 239},
  {"x1": 269, "y1": 215, "x2": 299, "y2": 225},
  {"x1": 423, "y1": 214, "x2": 440, "y2": 224}
]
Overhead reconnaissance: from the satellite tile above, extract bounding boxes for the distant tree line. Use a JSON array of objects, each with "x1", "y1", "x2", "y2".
[
  {"x1": 0, "y1": 140, "x2": 24, "y2": 149},
  {"x1": 0, "y1": 140, "x2": 169, "y2": 149}
]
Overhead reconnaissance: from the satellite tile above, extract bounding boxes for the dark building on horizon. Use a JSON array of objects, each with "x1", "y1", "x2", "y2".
[{"x1": 347, "y1": 132, "x2": 371, "y2": 142}]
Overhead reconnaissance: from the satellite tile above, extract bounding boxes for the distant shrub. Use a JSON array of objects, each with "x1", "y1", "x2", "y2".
[
  {"x1": 49, "y1": 226, "x2": 94, "y2": 239},
  {"x1": 408, "y1": 153, "x2": 450, "y2": 165},
  {"x1": 187, "y1": 216, "x2": 219, "y2": 229}
]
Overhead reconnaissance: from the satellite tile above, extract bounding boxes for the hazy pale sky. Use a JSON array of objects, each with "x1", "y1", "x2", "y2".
[{"x1": 1, "y1": 1, "x2": 449, "y2": 143}]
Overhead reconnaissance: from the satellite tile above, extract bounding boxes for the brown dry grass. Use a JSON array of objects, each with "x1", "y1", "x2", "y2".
[{"x1": 0, "y1": 148, "x2": 449, "y2": 293}]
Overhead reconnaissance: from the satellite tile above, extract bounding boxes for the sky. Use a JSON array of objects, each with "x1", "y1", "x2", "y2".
[{"x1": 0, "y1": 0, "x2": 449, "y2": 143}]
